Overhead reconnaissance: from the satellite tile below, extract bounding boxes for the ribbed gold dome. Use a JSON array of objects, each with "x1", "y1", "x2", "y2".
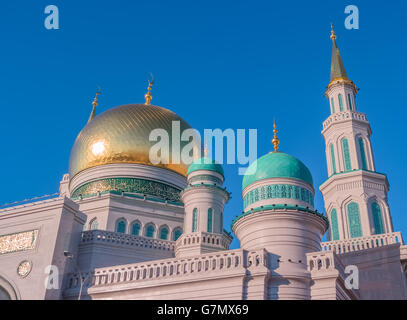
[{"x1": 69, "y1": 104, "x2": 196, "y2": 179}]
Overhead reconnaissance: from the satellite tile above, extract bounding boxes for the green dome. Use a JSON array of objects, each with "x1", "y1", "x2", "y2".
[
  {"x1": 187, "y1": 157, "x2": 224, "y2": 176},
  {"x1": 242, "y1": 152, "x2": 313, "y2": 190}
]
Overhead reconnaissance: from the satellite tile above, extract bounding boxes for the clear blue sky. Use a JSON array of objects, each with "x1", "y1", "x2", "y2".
[{"x1": 1, "y1": 1, "x2": 406, "y2": 249}]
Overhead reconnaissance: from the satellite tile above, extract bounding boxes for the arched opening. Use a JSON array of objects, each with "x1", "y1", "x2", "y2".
[
  {"x1": 371, "y1": 202, "x2": 385, "y2": 234},
  {"x1": 341, "y1": 138, "x2": 352, "y2": 171},
  {"x1": 338, "y1": 94, "x2": 344, "y2": 111},
  {"x1": 330, "y1": 144, "x2": 337, "y2": 174},
  {"x1": 330, "y1": 97, "x2": 335, "y2": 114},
  {"x1": 115, "y1": 219, "x2": 127, "y2": 233},
  {"x1": 159, "y1": 226, "x2": 169, "y2": 240},
  {"x1": 347, "y1": 202, "x2": 362, "y2": 238},
  {"x1": 192, "y1": 208, "x2": 198, "y2": 232},
  {"x1": 145, "y1": 224, "x2": 155, "y2": 238},
  {"x1": 358, "y1": 137, "x2": 368, "y2": 170},
  {"x1": 131, "y1": 221, "x2": 141, "y2": 236},
  {"x1": 347, "y1": 93, "x2": 353, "y2": 110},
  {"x1": 0, "y1": 276, "x2": 19, "y2": 300},
  {"x1": 330, "y1": 209, "x2": 340, "y2": 241},
  {"x1": 173, "y1": 228, "x2": 182, "y2": 241},
  {"x1": 89, "y1": 218, "x2": 99, "y2": 230},
  {"x1": 207, "y1": 208, "x2": 213, "y2": 233},
  {"x1": 0, "y1": 286, "x2": 11, "y2": 300}
]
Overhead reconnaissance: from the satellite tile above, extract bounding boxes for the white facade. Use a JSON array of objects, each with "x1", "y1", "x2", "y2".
[{"x1": 0, "y1": 30, "x2": 407, "y2": 300}]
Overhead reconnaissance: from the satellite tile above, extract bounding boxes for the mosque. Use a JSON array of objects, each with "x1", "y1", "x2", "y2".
[{"x1": 0, "y1": 28, "x2": 406, "y2": 300}]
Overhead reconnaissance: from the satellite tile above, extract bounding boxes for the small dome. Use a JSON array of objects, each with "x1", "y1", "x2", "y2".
[
  {"x1": 242, "y1": 152, "x2": 313, "y2": 190},
  {"x1": 187, "y1": 157, "x2": 224, "y2": 176}
]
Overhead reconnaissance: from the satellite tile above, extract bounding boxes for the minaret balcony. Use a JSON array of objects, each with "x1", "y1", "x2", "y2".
[{"x1": 322, "y1": 110, "x2": 368, "y2": 132}]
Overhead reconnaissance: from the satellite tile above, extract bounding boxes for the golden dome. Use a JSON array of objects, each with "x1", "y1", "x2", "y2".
[{"x1": 69, "y1": 103, "x2": 196, "y2": 179}]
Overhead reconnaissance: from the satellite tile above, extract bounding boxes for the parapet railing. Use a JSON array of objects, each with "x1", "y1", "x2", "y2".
[
  {"x1": 321, "y1": 232, "x2": 403, "y2": 254},
  {"x1": 323, "y1": 111, "x2": 367, "y2": 130},
  {"x1": 80, "y1": 229, "x2": 175, "y2": 252},
  {"x1": 65, "y1": 248, "x2": 267, "y2": 290},
  {"x1": 307, "y1": 250, "x2": 346, "y2": 279},
  {"x1": 175, "y1": 231, "x2": 232, "y2": 251}
]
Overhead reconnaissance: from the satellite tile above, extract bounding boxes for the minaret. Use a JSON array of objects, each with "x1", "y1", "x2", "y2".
[
  {"x1": 175, "y1": 149, "x2": 232, "y2": 258},
  {"x1": 320, "y1": 26, "x2": 393, "y2": 241}
]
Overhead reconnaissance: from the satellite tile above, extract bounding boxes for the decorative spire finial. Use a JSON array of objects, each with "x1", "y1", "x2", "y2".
[
  {"x1": 330, "y1": 23, "x2": 337, "y2": 40},
  {"x1": 88, "y1": 88, "x2": 101, "y2": 124},
  {"x1": 145, "y1": 73, "x2": 154, "y2": 105},
  {"x1": 271, "y1": 119, "x2": 280, "y2": 152},
  {"x1": 204, "y1": 143, "x2": 209, "y2": 157}
]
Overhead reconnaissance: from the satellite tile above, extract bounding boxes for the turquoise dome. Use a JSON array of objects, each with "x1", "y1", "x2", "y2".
[
  {"x1": 187, "y1": 157, "x2": 224, "y2": 176},
  {"x1": 242, "y1": 152, "x2": 313, "y2": 190}
]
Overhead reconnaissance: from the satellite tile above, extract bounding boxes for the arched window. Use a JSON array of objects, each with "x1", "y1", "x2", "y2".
[
  {"x1": 192, "y1": 208, "x2": 198, "y2": 232},
  {"x1": 338, "y1": 94, "x2": 344, "y2": 111},
  {"x1": 145, "y1": 224, "x2": 155, "y2": 238},
  {"x1": 159, "y1": 226, "x2": 169, "y2": 240},
  {"x1": 341, "y1": 138, "x2": 352, "y2": 171},
  {"x1": 347, "y1": 202, "x2": 362, "y2": 238},
  {"x1": 207, "y1": 208, "x2": 213, "y2": 232},
  {"x1": 173, "y1": 228, "x2": 182, "y2": 241},
  {"x1": 330, "y1": 97, "x2": 335, "y2": 114},
  {"x1": 371, "y1": 202, "x2": 385, "y2": 234},
  {"x1": 330, "y1": 144, "x2": 336, "y2": 174},
  {"x1": 131, "y1": 222, "x2": 141, "y2": 236},
  {"x1": 330, "y1": 209, "x2": 339, "y2": 241},
  {"x1": 348, "y1": 93, "x2": 353, "y2": 110},
  {"x1": 89, "y1": 218, "x2": 99, "y2": 230},
  {"x1": 358, "y1": 137, "x2": 368, "y2": 170},
  {"x1": 116, "y1": 219, "x2": 127, "y2": 233}
]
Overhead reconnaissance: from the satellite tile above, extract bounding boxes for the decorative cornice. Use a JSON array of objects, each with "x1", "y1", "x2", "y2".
[
  {"x1": 71, "y1": 177, "x2": 182, "y2": 202},
  {"x1": 231, "y1": 204, "x2": 328, "y2": 229}
]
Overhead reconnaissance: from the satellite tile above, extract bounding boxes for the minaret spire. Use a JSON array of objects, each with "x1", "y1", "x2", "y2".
[
  {"x1": 144, "y1": 74, "x2": 154, "y2": 105},
  {"x1": 329, "y1": 24, "x2": 348, "y2": 83},
  {"x1": 271, "y1": 119, "x2": 280, "y2": 152},
  {"x1": 88, "y1": 89, "x2": 101, "y2": 124}
]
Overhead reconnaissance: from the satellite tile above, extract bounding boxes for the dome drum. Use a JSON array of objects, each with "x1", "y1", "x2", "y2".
[
  {"x1": 187, "y1": 169, "x2": 224, "y2": 186},
  {"x1": 242, "y1": 177, "x2": 315, "y2": 212}
]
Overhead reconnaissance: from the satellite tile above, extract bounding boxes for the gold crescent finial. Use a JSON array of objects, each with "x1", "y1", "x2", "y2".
[
  {"x1": 330, "y1": 23, "x2": 337, "y2": 40},
  {"x1": 193, "y1": 145, "x2": 200, "y2": 160},
  {"x1": 204, "y1": 143, "x2": 209, "y2": 157},
  {"x1": 271, "y1": 119, "x2": 280, "y2": 152},
  {"x1": 93, "y1": 88, "x2": 101, "y2": 107},
  {"x1": 88, "y1": 88, "x2": 101, "y2": 124},
  {"x1": 145, "y1": 73, "x2": 154, "y2": 105}
]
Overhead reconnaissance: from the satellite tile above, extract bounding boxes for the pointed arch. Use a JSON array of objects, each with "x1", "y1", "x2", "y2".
[
  {"x1": 371, "y1": 202, "x2": 385, "y2": 234},
  {"x1": 330, "y1": 144, "x2": 337, "y2": 174},
  {"x1": 159, "y1": 225, "x2": 169, "y2": 240},
  {"x1": 330, "y1": 209, "x2": 340, "y2": 240},
  {"x1": 0, "y1": 275, "x2": 20, "y2": 300},
  {"x1": 144, "y1": 223, "x2": 156, "y2": 238},
  {"x1": 330, "y1": 97, "x2": 335, "y2": 114},
  {"x1": 338, "y1": 94, "x2": 344, "y2": 111},
  {"x1": 341, "y1": 138, "x2": 352, "y2": 171},
  {"x1": 115, "y1": 218, "x2": 127, "y2": 233},
  {"x1": 347, "y1": 202, "x2": 362, "y2": 238},
  {"x1": 89, "y1": 218, "x2": 99, "y2": 230},
  {"x1": 131, "y1": 221, "x2": 141, "y2": 236},
  {"x1": 192, "y1": 208, "x2": 198, "y2": 232},
  {"x1": 358, "y1": 137, "x2": 368, "y2": 170},
  {"x1": 347, "y1": 93, "x2": 353, "y2": 110},
  {"x1": 207, "y1": 208, "x2": 213, "y2": 232},
  {"x1": 172, "y1": 228, "x2": 182, "y2": 241}
]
